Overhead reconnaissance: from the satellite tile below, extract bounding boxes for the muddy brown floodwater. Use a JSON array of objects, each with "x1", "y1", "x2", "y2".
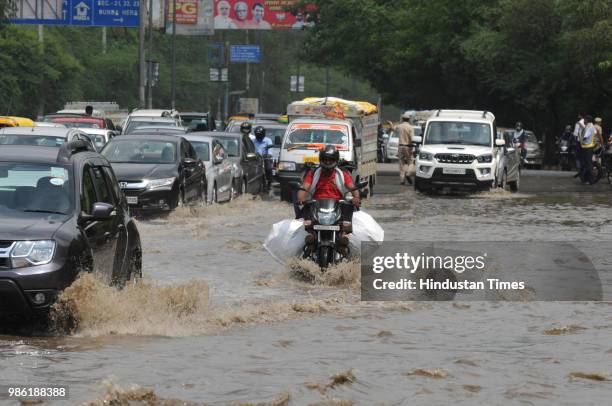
[{"x1": 1, "y1": 170, "x2": 611, "y2": 405}]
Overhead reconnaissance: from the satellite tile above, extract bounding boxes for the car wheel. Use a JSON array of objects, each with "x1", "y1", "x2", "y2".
[{"x1": 127, "y1": 243, "x2": 142, "y2": 283}]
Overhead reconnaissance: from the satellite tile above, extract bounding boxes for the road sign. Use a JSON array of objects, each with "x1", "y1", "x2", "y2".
[
  {"x1": 230, "y1": 45, "x2": 261, "y2": 63},
  {"x1": 220, "y1": 68, "x2": 228, "y2": 82},
  {"x1": 8, "y1": 0, "x2": 140, "y2": 27}
]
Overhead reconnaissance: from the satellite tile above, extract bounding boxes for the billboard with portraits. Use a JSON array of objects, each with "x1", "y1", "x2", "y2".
[{"x1": 213, "y1": 0, "x2": 315, "y2": 30}]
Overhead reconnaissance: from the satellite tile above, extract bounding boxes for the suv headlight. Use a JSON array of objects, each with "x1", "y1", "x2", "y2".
[
  {"x1": 146, "y1": 177, "x2": 176, "y2": 190},
  {"x1": 419, "y1": 152, "x2": 433, "y2": 161},
  {"x1": 278, "y1": 161, "x2": 296, "y2": 171},
  {"x1": 477, "y1": 154, "x2": 493, "y2": 163},
  {"x1": 11, "y1": 240, "x2": 55, "y2": 267}
]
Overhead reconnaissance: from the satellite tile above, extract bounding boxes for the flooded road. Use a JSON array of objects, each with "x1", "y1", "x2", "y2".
[{"x1": 1, "y1": 169, "x2": 611, "y2": 405}]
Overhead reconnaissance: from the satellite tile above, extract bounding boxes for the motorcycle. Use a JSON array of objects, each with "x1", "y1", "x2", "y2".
[
  {"x1": 298, "y1": 180, "x2": 369, "y2": 270},
  {"x1": 558, "y1": 139, "x2": 573, "y2": 171}
]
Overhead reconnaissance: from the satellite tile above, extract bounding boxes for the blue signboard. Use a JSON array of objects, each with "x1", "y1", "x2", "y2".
[
  {"x1": 230, "y1": 45, "x2": 261, "y2": 63},
  {"x1": 9, "y1": 0, "x2": 140, "y2": 27}
]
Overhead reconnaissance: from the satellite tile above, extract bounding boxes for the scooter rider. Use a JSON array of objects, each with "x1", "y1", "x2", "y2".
[
  {"x1": 251, "y1": 126, "x2": 273, "y2": 189},
  {"x1": 297, "y1": 145, "x2": 360, "y2": 253}
]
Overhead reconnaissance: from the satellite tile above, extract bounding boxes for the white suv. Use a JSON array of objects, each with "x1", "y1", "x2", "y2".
[{"x1": 414, "y1": 110, "x2": 505, "y2": 193}]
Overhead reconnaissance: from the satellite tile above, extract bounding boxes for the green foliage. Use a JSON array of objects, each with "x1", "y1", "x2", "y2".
[{"x1": 302, "y1": 0, "x2": 612, "y2": 154}]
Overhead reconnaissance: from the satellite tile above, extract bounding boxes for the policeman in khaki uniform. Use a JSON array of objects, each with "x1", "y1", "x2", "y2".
[{"x1": 396, "y1": 111, "x2": 415, "y2": 185}]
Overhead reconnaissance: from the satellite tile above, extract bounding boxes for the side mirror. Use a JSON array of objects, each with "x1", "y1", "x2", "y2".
[
  {"x1": 80, "y1": 202, "x2": 115, "y2": 224},
  {"x1": 354, "y1": 138, "x2": 362, "y2": 147},
  {"x1": 495, "y1": 138, "x2": 506, "y2": 147},
  {"x1": 246, "y1": 152, "x2": 257, "y2": 161},
  {"x1": 412, "y1": 135, "x2": 422, "y2": 143}
]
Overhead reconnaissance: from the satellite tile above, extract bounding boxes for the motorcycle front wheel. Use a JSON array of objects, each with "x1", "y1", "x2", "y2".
[{"x1": 318, "y1": 246, "x2": 332, "y2": 271}]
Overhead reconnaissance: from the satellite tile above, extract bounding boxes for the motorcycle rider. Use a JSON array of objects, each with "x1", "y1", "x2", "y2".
[
  {"x1": 251, "y1": 126, "x2": 273, "y2": 189},
  {"x1": 297, "y1": 145, "x2": 360, "y2": 253},
  {"x1": 513, "y1": 121, "x2": 528, "y2": 164},
  {"x1": 557, "y1": 125, "x2": 575, "y2": 168},
  {"x1": 240, "y1": 121, "x2": 253, "y2": 138}
]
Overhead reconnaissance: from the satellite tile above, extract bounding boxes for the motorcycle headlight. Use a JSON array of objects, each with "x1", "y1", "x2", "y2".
[
  {"x1": 11, "y1": 240, "x2": 55, "y2": 267},
  {"x1": 316, "y1": 212, "x2": 339, "y2": 225},
  {"x1": 146, "y1": 177, "x2": 176, "y2": 190},
  {"x1": 477, "y1": 154, "x2": 493, "y2": 163},
  {"x1": 561, "y1": 146, "x2": 568, "y2": 151},
  {"x1": 419, "y1": 152, "x2": 433, "y2": 161},
  {"x1": 277, "y1": 161, "x2": 296, "y2": 171}
]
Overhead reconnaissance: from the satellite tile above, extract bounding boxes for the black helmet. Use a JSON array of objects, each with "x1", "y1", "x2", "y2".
[
  {"x1": 319, "y1": 144, "x2": 339, "y2": 170},
  {"x1": 254, "y1": 126, "x2": 266, "y2": 141},
  {"x1": 240, "y1": 121, "x2": 252, "y2": 133}
]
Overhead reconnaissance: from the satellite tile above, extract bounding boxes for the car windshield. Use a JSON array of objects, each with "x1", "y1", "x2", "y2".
[
  {"x1": 0, "y1": 163, "x2": 73, "y2": 215},
  {"x1": 0, "y1": 135, "x2": 66, "y2": 147},
  {"x1": 182, "y1": 117, "x2": 209, "y2": 131},
  {"x1": 125, "y1": 120, "x2": 176, "y2": 134},
  {"x1": 83, "y1": 134, "x2": 106, "y2": 152},
  {"x1": 264, "y1": 128, "x2": 287, "y2": 146},
  {"x1": 190, "y1": 141, "x2": 210, "y2": 162},
  {"x1": 284, "y1": 125, "x2": 349, "y2": 149},
  {"x1": 425, "y1": 122, "x2": 491, "y2": 146},
  {"x1": 216, "y1": 137, "x2": 240, "y2": 157},
  {"x1": 102, "y1": 140, "x2": 177, "y2": 164}
]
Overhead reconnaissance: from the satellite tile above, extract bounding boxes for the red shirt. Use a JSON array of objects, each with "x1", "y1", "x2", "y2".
[{"x1": 304, "y1": 168, "x2": 354, "y2": 200}]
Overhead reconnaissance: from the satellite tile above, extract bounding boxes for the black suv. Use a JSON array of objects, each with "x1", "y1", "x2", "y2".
[{"x1": 0, "y1": 141, "x2": 142, "y2": 321}]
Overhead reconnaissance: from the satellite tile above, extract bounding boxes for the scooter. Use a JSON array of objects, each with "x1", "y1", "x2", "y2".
[{"x1": 298, "y1": 180, "x2": 368, "y2": 270}]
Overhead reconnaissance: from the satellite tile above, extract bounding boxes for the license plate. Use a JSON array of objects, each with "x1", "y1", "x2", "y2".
[
  {"x1": 443, "y1": 167, "x2": 466, "y2": 175},
  {"x1": 313, "y1": 225, "x2": 340, "y2": 231},
  {"x1": 126, "y1": 196, "x2": 138, "y2": 205},
  {"x1": 304, "y1": 156, "x2": 319, "y2": 164}
]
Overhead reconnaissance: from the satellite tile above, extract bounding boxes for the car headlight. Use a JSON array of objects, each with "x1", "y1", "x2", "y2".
[
  {"x1": 477, "y1": 154, "x2": 493, "y2": 163},
  {"x1": 561, "y1": 146, "x2": 568, "y2": 151},
  {"x1": 11, "y1": 240, "x2": 55, "y2": 267},
  {"x1": 419, "y1": 152, "x2": 433, "y2": 161},
  {"x1": 278, "y1": 161, "x2": 296, "y2": 171},
  {"x1": 146, "y1": 177, "x2": 176, "y2": 190}
]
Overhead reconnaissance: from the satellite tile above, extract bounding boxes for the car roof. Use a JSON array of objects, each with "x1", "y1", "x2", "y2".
[
  {"x1": 180, "y1": 112, "x2": 209, "y2": 116},
  {"x1": 34, "y1": 122, "x2": 68, "y2": 128},
  {"x1": 129, "y1": 116, "x2": 177, "y2": 122},
  {"x1": 428, "y1": 109, "x2": 495, "y2": 123},
  {"x1": 202, "y1": 131, "x2": 242, "y2": 138},
  {"x1": 184, "y1": 134, "x2": 215, "y2": 143},
  {"x1": 129, "y1": 126, "x2": 187, "y2": 133},
  {"x1": 108, "y1": 134, "x2": 183, "y2": 143},
  {"x1": 0, "y1": 126, "x2": 74, "y2": 136},
  {"x1": 80, "y1": 128, "x2": 111, "y2": 135},
  {"x1": 51, "y1": 117, "x2": 103, "y2": 122},
  {"x1": 129, "y1": 109, "x2": 178, "y2": 117},
  {"x1": 0, "y1": 144, "x2": 101, "y2": 165}
]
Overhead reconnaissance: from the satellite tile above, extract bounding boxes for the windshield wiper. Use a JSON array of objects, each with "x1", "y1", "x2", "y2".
[{"x1": 22, "y1": 209, "x2": 67, "y2": 215}]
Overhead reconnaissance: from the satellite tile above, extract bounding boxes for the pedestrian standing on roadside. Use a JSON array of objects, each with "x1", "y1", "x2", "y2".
[
  {"x1": 573, "y1": 113, "x2": 585, "y2": 177},
  {"x1": 397, "y1": 111, "x2": 415, "y2": 185},
  {"x1": 580, "y1": 115, "x2": 597, "y2": 184}
]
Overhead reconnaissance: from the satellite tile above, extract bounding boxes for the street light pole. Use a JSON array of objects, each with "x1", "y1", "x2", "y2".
[
  {"x1": 138, "y1": 0, "x2": 146, "y2": 108},
  {"x1": 147, "y1": 0, "x2": 154, "y2": 108},
  {"x1": 171, "y1": 0, "x2": 177, "y2": 110}
]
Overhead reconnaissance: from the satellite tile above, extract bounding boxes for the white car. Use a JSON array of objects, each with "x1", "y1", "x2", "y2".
[
  {"x1": 414, "y1": 110, "x2": 506, "y2": 193},
  {"x1": 79, "y1": 128, "x2": 116, "y2": 151},
  {"x1": 120, "y1": 109, "x2": 181, "y2": 133}
]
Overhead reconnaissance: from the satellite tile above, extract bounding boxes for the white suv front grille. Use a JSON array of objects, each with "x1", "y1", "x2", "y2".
[{"x1": 435, "y1": 153, "x2": 476, "y2": 164}]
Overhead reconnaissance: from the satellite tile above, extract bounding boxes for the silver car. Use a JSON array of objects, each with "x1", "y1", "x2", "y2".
[
  {"x1": 123, "y1": 117, "x2": 179, "y2": 135},
  {"x1": 495, "y1": 131, "x2": 521, "y2": 191},
  {"x1": 0, "y1": 126, "x2": 96, "y2": 151},
  {"x1": 184, "y1": 134, "x2": 234, "y2": 203}
]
